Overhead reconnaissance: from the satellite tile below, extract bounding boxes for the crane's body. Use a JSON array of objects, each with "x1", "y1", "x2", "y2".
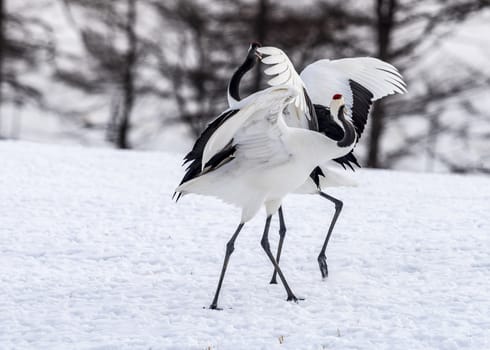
[
  {"x1": 177, "y1": 87, "x2": 355, "y2": 222},
  {"x1": 175, "y1": 44, "x2": 406, "y2": 308},
  {"x1": 255, "y1": 46, "x2": 406, "y2": 280},
  {"x1": 176, "y1": 84, "x2": 355, "y2": 308}
]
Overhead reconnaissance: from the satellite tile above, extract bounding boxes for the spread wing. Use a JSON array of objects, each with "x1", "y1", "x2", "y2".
[
  {"x1": 179, "y1": 109, "x2": 239, "y2": 186},
  {"x1": 177, "y1": 85, "x2": 298, "y2": 195},
  {"x1": 202, "y1": 86, "x2": 297, "y2": 169},
  {"x1": 300, "y1": 57, "x2": 406, "y2": 138},
  {"x1": 257, "y1": 46, "x2": 318, "y2": 131},
  {"x1": 231, "y1": 103, "x2": 292, "y2": 171}
]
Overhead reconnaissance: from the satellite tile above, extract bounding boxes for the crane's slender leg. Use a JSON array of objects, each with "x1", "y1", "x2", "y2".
[
  {"x1": 317, "y1": 191, "x2": 343, "y2": 279},
  {"x1": 261, "y1": 215, "x2": 298, "y2": 302},
  {"x1": 270, "y1": 206, "x2": 287, "y2": 284},
  {"x1": 209, "y1": 223, "x2": 245, "y2": 310}
]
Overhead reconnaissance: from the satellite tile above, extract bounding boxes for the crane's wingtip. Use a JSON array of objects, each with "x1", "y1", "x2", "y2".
[{"x1": 172, "y1": 191, "x2": 183, "y2": 202}]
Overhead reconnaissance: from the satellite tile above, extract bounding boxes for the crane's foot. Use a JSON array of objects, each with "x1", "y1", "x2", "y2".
[
  {"x1": 318, "y1": 254, "x2": 329, "y2": 279},
  {"x1": 209, "y1": 303, "x2": 222, "y2": 311},
  {"x1": 269, "y1": 272, "x2": 278, "y2": 284},
  {"x1": 287, "y1": 294, "x2": 304, "y2": 303}
]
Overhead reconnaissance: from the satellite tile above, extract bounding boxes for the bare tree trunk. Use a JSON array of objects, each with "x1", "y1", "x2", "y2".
[
  {"x1": 253, "y1": 0, "x2": 268, "y2": 92},
  {"x1": 367, "y1": 101, "x2": 385, "y2": 167},
  {"x1": 367, "y1": 0, "x2": 396, "y2": 168},
  {"x1": 426, "y1": 111, "x2": 439, "y2": 172},
  {"x1": 0, "y1": 0, "x2": 4, "y2": 137},
  {"x1": 117, "y1": 0, "x2": 136, "y2": 149}
]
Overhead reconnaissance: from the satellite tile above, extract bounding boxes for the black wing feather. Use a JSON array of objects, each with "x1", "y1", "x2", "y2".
[
  {"x1": 178, "y1": 109, "x2": 239, "y2": 188},
  {"x1": 304, "y1": 88, "x2": 319, "y2": 132},
  {"x1": 333, "y1": 151, "x2": 360, "y2": 170},
  {"x1": 349, "y1": 79, "x2": 373, "y2": 139}
]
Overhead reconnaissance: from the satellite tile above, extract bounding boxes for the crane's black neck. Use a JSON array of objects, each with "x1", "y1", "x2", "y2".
[
  {"x1": 337, "y1": 106, "x2": 356, "y2": 147},
  {"x1": 228, "y1": 55, "x2": 257, "y2": 102}
]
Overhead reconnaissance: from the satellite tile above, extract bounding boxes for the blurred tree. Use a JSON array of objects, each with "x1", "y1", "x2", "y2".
[
  {"x1": 148, "y1": 0, "x2": 366, "y2": 136},
  {"x1": 0, "y1": 0, "x2": 54, "y2": 138},
  {"x1": 27, "y1": 0, "x2": 488, "y2": 173},
  {"x1": 59, "y1": 0, "x2": 142, "y2": 149},
  {"x1": 272, "y1": 0, "x2": 489, "y2": 171},
  {"x1": 118, "y1": 0, "x2": 136, "y2": 149},
  {"x1": 252, "y1": 0, "x2": 269, "y2": 91},
  {"x1": 366, "y1": 0, "x2": 489, "y2": 168},
  {"x1": 0, "y1": 0, "x2": 4, "y2": 114}
]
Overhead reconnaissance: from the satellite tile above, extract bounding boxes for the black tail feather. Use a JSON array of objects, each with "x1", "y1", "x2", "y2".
[{"x1": 333, "y1": 151, "x2": 361, "y2": 171}]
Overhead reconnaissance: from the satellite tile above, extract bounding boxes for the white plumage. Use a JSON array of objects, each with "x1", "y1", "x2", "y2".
[
  {"x1": 258, "y1": 46, "x2": 313, "y2": 128},
  {"x1": 256, "y1": 46, "x2": 407, "y2": 195},
  {"x1": 177, "y1": 86, "x2": 354, "y2": 222},
  {"x1": 258, "y1": 46, "x2": 406, "y2": 125},
  {"x1": 300, "y1": 57, "x2": 407, "y2": 109}
]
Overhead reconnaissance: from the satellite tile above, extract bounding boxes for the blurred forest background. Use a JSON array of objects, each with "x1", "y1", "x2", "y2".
[{"x1": 0, "y1": 0, "x2": 489, "y2": 173}]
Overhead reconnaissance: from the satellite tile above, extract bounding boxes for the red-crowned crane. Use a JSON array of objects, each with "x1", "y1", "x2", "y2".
[
  {"x1": 222, "y1": 45, "x2": 406, "y2": 281},
  {"x1": 254, "y1": 46, "x2": 407, "y2": 281},
  {"x1": 175, "y1": 86, "x2": 356, "y2": 309}
]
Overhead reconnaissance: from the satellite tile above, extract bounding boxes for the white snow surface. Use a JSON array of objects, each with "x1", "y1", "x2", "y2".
[{"x1": 1, "y1": 141, "x2": 489, "y2": 350}]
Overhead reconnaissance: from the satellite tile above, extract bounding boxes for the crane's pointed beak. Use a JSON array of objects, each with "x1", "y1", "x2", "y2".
[{"x1": 254, "y1": 51, "x2": 263, "y2": 60}]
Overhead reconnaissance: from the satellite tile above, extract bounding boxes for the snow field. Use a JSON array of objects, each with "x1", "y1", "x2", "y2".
[{"x1": 0, "y1": 141, "x2": 489, "y2": 349}]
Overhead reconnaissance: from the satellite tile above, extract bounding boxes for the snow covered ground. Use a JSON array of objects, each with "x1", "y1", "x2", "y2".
[{"x1": 1, "y1": 141, "x2": 489, "y2": 349}]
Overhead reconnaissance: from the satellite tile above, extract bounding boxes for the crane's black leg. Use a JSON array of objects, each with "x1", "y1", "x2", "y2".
[
  {"x1": 270, "y1": 206, "x2": 287, "y2": 284},
  {"x1": 317, "y1": 191, "x2": 343, "y2": 279},
  {"x1": 261, "y1": 215, "x2": 298, "y2": 302},
  {"x1": 209, "y1": 223, "x2": 245, "y2": 310}
]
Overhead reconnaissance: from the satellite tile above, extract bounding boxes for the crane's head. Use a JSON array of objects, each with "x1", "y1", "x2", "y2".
[
  {"x1": 248, "y1": 42, "x2": 262, "y2": 60},
  {"x1": 330, "y1": 93, "x2": 345, "y2": 117},
  {"x1": 331, "y1": 93, "x2": 344, "y2": 106},
  {"x1": 328, "y1": 93, "x2": 356, "y2": 147}
]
